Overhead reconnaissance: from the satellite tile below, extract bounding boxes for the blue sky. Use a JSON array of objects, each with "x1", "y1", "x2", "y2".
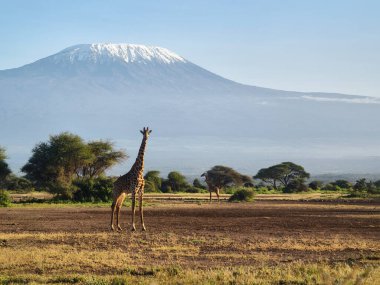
[{"x1": 1, "y1": 0, "x2": 379, "y2": 97}]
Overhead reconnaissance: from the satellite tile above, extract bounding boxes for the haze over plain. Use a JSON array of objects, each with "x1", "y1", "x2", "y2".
[{"x1": 1, "y1": 1, "x2": 379, "y2": 176}]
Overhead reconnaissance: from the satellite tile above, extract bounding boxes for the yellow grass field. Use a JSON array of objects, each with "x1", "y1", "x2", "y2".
[{"x1": 0, "y1": 197, "x2": 379, "y2": 284}]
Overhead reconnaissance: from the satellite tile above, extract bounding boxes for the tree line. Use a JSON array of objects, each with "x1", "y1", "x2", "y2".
[{"x1": 1, "y1": 132, "x2": 380, "y2": 205}]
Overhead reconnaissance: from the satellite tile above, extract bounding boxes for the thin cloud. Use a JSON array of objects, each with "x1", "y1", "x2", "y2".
[{"x1": 301, "y1": 95, "x2": 380, "y2": 104}]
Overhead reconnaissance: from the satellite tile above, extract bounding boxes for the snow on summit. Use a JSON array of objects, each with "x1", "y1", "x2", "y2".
[{"x1": 50, "y1": 43, "x2": 187, "y2": 65}]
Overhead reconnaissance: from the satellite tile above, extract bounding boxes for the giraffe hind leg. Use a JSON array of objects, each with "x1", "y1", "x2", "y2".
[
  {"x1": 131, "y1": 191, "x2": 137, "y2": 231},
  {"x1": 116, "y1": 193, "x2": 126, "y2": 231},
  {"x1": 138, "y1": 190, "x2": 146, "y2": 231},
  {"x1": 111, "y1": 201, "x2": 116, "y2": 231}
]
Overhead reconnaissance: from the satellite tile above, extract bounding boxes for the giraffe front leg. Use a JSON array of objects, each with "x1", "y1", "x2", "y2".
[
  {"x1": 216, "y1": 188, "x2": 220, "y2": 203},
  {"x1": 209, "y1": 191, "x2": 212, "y2": 203},
  {"x1": 110, "y1": 201, "x2": 116, "y2": 231},
  {"x1": 139, "y1": 189, "x2": 146, "y2": 231},
  {"x1": 131, "y1": 191, "x2": 136, "y2": 231}
]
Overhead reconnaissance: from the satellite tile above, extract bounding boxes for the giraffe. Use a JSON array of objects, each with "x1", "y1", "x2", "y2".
[
  {"x1": 201, "y1": 172, "x2": 220, "y2": 202},
  {"x1": 110, "y1": 127, "x2": 152, "y2": 231}
]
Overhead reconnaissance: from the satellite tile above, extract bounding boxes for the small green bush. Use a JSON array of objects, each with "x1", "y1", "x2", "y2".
[
  {"x1": 284, "y1": 179, "x2": 308, "y2": 193},
  {"x1": 72, "y1": 177, "x2": 114, "y2": 202},
  {"x1": 5, "y1": 175, "x2": 34, "y2": 192},
  {"x1": 223, "y1": 187, "x2": 235, "y2": 194},
  {"x1": 322, "y1": 183, "x2": 341, "y2": 191},
  {"x1": 308, "y1": 180, "x2": 324, "y2": 190},
  {"x1": 228, "y1": 188, "x2": 255, "y2": 202},
  {"x1": 185, "y1": 186, "x2": 207, "y2": 193},
  {"x1": 193, "y1": 178, "x2": 206, "y2": 189},
  {"x1": 161, "y1": 185, "x2": 172, "y2": 193},
  {"x1": 349, "y1": 178, "x2": 380, "y2": 197},
  {"x1": 0, "y1": 190, "x2": 11, "y2": 207},
  {"x1": 255, "y1": 186, "x2": 279, "y2": 194}
]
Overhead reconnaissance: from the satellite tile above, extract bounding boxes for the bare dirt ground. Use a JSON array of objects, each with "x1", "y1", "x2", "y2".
[{"x1": 1, "y1": 200, "x2": 379, "y2": 270}]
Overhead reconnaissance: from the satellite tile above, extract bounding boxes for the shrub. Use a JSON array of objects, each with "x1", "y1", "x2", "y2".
[
  {"x1": 283, "y1": 179, "x2": 308, "y2": 193},
  {"x1": 165, "y1": 185, "x2": 173, "y2": 193},
  {"x1": 322, "y1": 183, "x2": 337, "y2": 191},
  {"x1": 308, "y1": 180, "x2": 323, "y2": 190},
  {"x1": 193, "y1": 178, "x2": 206, "y2": 189},
  {"x1": 322, "y1": 183, "x2": 342, "y2": 191},
  {"x1": 0, "y1": 190, "x2": 11, "y2": 207},
  {"x1": 166, "y1": 171, "x2": 190, "y2": 192},
  {"x1": 255, "y1": 186, "x2": 275, "y2": 194},
  {"x1": 228, "y1": 188, "x2": 255, "y2": 202},
  {"x1": 224, "y1": 187, "x2": 235, "y2": 194},
  {"x1": 144, "y1": 171, "x2": 162, "y2": 192},
  {"x1": 72, "y1": 177, "x2": 114, "y2": 202},
  {"x1": 144, "y1": 180, "x2": 161, "y2": 193},
  {"x1": 332, "y1": 180, "x2": 352, "y2": 189},
  {"x1": 350, "y1": 178, "x2": 380, "y2": 196},
  {"x1": 5, "y1": 175, "x2": 34, "y2": 192},
  {"x1": 185, "y1": 187, "x2": 207, "y2": 193},
  {"x1": 48, "y1": 180, "x2": 77, "y2": 200}
]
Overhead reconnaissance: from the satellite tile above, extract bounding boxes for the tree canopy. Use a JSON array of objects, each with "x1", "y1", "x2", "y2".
[
  {"x1": 193, "y1": 178, "x2": 206, "y2": 189},
  {"x1": 202, "y1": 165, "x2": 252, "y2": 188},
  {"x1": 21, "y1": 132, "x2": 126, "y2": 196},
  {"x1": 164, "y1": 171, "x2": 189, "y2": 192},
  {"x1": 254, "y1": 162, "x2": 310, "y2": 188},
  {"x1": 144, "y1": 170, "x2": 163, "y2": 192},
  {"x1": 0, "y1": 147, "x2": 11, "y2": 185},
  {"x1": 79, "y1": 141, "x2": 127, "y2": 178},
  {"x1": 254, "y1": 165, "x2": 283, "y2": 189},
  {"x1": 353, "y1": 178, "x2": 379, "y2": 194},
  {"x1": 0, "y1": 147, "x2": 7, "y2": 161}
]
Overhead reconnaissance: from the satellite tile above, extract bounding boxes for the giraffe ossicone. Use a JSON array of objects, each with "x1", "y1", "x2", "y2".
[{"x1": 110, "y1": 127, "x2": 152, "y2": 232}]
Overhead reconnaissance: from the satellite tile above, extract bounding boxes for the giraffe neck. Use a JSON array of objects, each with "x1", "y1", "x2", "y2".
[{"x1": 131, "y1": 135, "x2": 147, "y2": 174}]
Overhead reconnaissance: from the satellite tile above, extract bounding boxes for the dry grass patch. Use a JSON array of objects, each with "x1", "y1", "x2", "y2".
[{"x1": 0, "y1": 263, "x2": 379, "y2": 284}]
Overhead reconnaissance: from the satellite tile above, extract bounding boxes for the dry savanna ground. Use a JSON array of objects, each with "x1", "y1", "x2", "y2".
[{"x1": 0, "y1": 196, "x2": 379, "y2": 284}]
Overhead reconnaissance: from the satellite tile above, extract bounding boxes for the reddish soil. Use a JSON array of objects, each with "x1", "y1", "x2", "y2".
[
  {"x1": 1, "y1": 201, "x2": 379, "y2": 267},
  {"x1": 1, "y1": 201, "x2": 378, "y2": 236}
]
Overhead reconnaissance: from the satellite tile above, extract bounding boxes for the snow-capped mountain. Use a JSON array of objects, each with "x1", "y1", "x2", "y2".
[
  {"x1": 50, "y1": 44, "x2": 187, "y2": 64},
  {"x1": 1, "y1": 43, "x2": 380, "y2": 174}
]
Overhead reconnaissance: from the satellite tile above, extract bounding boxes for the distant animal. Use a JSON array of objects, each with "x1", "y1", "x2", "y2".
[
  {"x1": 110, "y1": 127, "x2": 152, "y2": 231},
  {"x1": 201, "y1": 172, "x2": 220, "y2": 202}
]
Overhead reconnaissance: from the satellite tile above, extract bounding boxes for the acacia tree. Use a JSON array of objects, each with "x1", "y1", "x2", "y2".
[
  {"x1": 254, "y1": 162, "x2": 309, "y2": 188},
  {"x1": 79, "y1": 141, "x2": 127, "y2": 178},
  {"x1": 0, "y1": 147, "x2": 11, "y2": 186},
  {"x1": 203, "y1": 165, "x2": 252, "y2": 189},
  {"x1": 276, "y1": 162, "x2": 309, "y2": 187},
  {"x1": 22, "y1": 133, "x2": 91, "y2": 192},
  {"x1": 254, "y1": 166, "x2": 283, "y2": 189},
  {"x1": 22, "y1": 132, "x2": 126, "y2": 197}
]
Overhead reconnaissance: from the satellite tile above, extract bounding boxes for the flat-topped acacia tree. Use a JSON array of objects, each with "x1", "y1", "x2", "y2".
[
  {"x1": 21, "y1": 132, "x2": 126, "y2": 197},
  {"x1": 201, "y1": 165, "x2": 252, "y2": 202}
]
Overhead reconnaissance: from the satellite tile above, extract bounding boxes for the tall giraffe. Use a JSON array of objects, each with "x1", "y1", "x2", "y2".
[
  {"x1": 110, "y1": 127, "x2": 152, "y2": 231},
  {"x1": 201, "y1": 172, "x2": 220, "y2": 202}
]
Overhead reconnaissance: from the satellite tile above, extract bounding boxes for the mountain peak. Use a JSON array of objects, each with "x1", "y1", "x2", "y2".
[{"x1": 49, "y1": 43, "x2": 187, "y2": 65}]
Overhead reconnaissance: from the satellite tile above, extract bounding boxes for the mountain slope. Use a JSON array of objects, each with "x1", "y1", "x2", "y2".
[{"x1": 1, "y1": 43, "x2": 379, "y2": 174}]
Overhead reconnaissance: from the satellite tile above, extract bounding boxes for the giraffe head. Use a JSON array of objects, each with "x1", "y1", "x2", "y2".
[{"x1": 140, "y1": 127, "x2": 152, "y2": 138}]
